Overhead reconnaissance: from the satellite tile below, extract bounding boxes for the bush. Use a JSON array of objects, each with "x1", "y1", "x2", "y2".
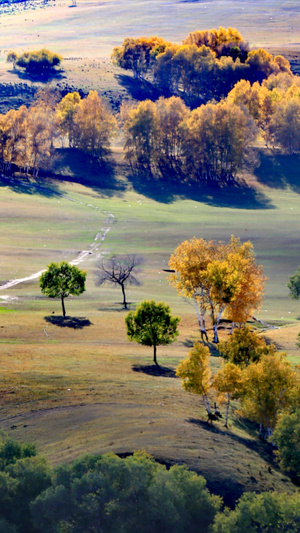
[
  {"x1": 213, "y1": 491, "x2": 300, "y2": 532},
  {"x1": 15, "y1": 49, "x2": 63, "y2": 75}
]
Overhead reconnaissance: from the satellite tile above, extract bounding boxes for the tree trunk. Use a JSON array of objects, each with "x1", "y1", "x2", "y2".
[
  {"x1": 61, "y1": 296, "x2": 66, "y2": 318},
  {"x1": 121, "y1": 284, "x2": 127, "y2": 309},
  {"x1": 212, "y1": 324, "x2": 219, "y2": 343},
  {"x1": 225, "y1": 397, "x2": 230, "y2": 428},
  {"x1": 153, "y1": 344, "x2": 158, "y2": 366}
]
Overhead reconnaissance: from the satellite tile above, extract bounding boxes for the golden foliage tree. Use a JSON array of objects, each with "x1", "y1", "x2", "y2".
[
  {"x1": 183, "y1": 26, "x2": 249, "y2": 61},
  {"x1": 73, "y1": 90, "x2": 117, "y2": 157},
  {"x1": 13, "y1": 48, "x2": 63, "y2": 76},
  {"x1": 176, "y1": 342, "x2": 212, "y2": 415},
  {"x1": 218, "y1": 327, "x2": 275, "y2": 367},
  {"x1": 213, "y1": 362, "x2": 244, "y2": 427},
  {"x1": 241, "y1": 353, "x2": 297, "y2": 438},
  {"x1": 169, "y1": 237, "x2": 221, "y2": 339},
  {"x1": 112, "y1": 36, "x2": 171, "y2": 79},
  {"x1": 169, "y1": 236, "x2": 264, "y2": 342},
  {"x1": 270, "y1": 97, "x2": 300, "y2": 154},
  {"x1": 56, "y1": 91, "x2": 81, "y2": 147},
  {"x1": 0, "y1": 106, "x2": 28, "y2": 170},
  {"x1": 124, "y1": 99, "x2": 159, "y2": 172},
  {"x1": 182, "y1": 100, "x2": 256, "y2": 182}
]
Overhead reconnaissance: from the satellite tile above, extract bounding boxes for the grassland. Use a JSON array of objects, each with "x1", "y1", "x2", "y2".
[
  {"x1": 0, "y1": 0, "x2": 299, "y2": 508},
  {"x1": 0, "y1": 158, "x2": 300, "y2": 504}
]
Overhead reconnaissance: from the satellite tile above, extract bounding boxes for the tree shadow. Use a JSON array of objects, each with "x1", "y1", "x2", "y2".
[
  {"x1": 187, "y1": 418, "x2": 275, "y2": 462},
  {"x1": 44, "y1": 316, "x2": 93, "y2": 329},
  {"x1": 181, "y1": 338, "x2": 195, "y2": 348},
  {"x1": 126, "y1": 172, "x2": 274, "y2": 209},
  {"x1": 132, "y1": 364, "x2": 177, "y2": 378},
  {"x1": 9, "y1": 67, "x2": 66, "y2": 84},
  {"x1": 115, "y1": 73, "x2": 160, "y2": 101},
  {"x1": 97, "y1": 305, "x2": 129, "y2": 312},
  {"x1": 254, "y1": 152, "x2": 300, "y2": 193},
  {"x1": 49, "y1": 148, "x2": 126, "y2": 197},
  {"x1": 0, "y1": 174, "x2": 61, "y2": 198}
]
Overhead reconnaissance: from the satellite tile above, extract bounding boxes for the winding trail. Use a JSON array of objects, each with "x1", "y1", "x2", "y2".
[{"x1": 0, "y1": 183, "x2": 116, "y2": 291}]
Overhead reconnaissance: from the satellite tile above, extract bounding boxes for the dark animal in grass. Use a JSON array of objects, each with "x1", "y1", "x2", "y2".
[
  {"x1": 214, "y1": 402, "x2": 223, "y2": 419},
  {"x1": 207, "y1": 412, "x2": 219, "y2": 424}
]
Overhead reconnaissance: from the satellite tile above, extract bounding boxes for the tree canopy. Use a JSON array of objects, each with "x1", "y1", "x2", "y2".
[
  {"x1": 112, "y1": 27, "x2": 292, "y2": 106},
  {"x1": 40, "y1": 261, "x2": 86, "y2": 317},
  {"x1": 9, "y1": 49, "x2": 63, "y2": 76},
  {"x1": 125, "y1": 300, "x2": 180, "y2": 365},
  {"x1": 169, "y1": 236, "x2": 265, "y2": 342},
  {"x1": 273, "y1": 407, "x2": 300, "y2": 477},
  {"x1": 217, "y1": 327, "x2": 275, "y2": 367},
  {"x1": 176, "y1": 341, "x2": 212, "y2": 415},
  {"x1": 287, "y1": 267, "x2": 300, "y2": 299},
  {"x1": 213, "y1": 491, "x2": 300, "y2": 533}
]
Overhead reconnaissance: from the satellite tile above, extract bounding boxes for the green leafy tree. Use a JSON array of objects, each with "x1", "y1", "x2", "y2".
[
  {"x1": 273, "y1": 407, "x2": 300, "y2": 477},
  {"x1": 0, "y1": 433, "x2": 36, "y2": 470},
  {"x1": 31, "y1": 451, "x2": 221, "y2": 533},
  {"x1": 213, "y1": 491, "x2": 300, "y2": 533},
  {"x1": 287, "y1": 267, "x2": 300, "y2": 300},
  {"x1": 125, "y1": 300, "x2": 180, "y2": 365},
  {"x1": 40, "y1": 262, "x2": 86, "y2": 317}
]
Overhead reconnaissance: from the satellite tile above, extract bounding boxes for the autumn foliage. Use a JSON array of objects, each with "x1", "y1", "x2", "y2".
[
  {"x1": 124, "y1": 97, "x2": 256, "y2": 180},
  {"x1": 0, "y1": 89, "x2": 117, "y2": 175},
  {"x1": 7, "y1": 48, "x2": 63, "y2": 75},
  {"x1": 169, "y1": 236, "x2": 266, "y2": 342},
  {"x1": 113, "y1": 27, "x2": 292, "y2": 106}
]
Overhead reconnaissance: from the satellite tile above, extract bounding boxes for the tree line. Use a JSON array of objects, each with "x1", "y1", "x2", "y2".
[
  {"x1": 0, "y1": 88, "x2": 117, "y2": 176},
  {"x1": 0, "y1": 433, "x2": 299, "y2": 533},
  {"x1": 123, "y1": 76, "x2": 300, "y2": 178},
  {"x1": 112, "y1": 28, "x2": 292, "y2": 106},
  {"x1": 0, "y1": 75, "x2": 298, "y2": 183}
]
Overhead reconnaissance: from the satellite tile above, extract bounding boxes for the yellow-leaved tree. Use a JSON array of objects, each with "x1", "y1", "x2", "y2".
[
  {"x1": 176, "y1": 341, "x2": 212, "y2": 416},
  {"x1": 241, "y1": 353, "x2": 298, "y2": 439},
  {"x1": 213, "y1": 362, "x2": 244, "y2": 427},
  {"x1": 56, "y1": 91, "x2": 81, "y2": 147},
  {"x1": 218, "y1": 326, "x2": 275, "y2": 367},
  {"x1": 225, "y1": 237, "x2": 266, "y2": 325},
  {"x1": 169, "y1": 237, "x2": 222, "y2": 340},
  {"x1": 73, "y1": 90, "x2": 117, "y2": 157},
  {"x1": 169, "y1": 236, "x2": 265, "y2": 343}
]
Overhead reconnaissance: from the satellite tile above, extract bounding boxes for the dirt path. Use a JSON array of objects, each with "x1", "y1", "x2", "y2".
[{"x1": 0, "y1": 184, "x2": 116, "y2": 291}]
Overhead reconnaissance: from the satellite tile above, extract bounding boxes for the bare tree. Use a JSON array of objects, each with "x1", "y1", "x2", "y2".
[{"x1": 95, "y1": 255, "x2": 143, "y2": 309}]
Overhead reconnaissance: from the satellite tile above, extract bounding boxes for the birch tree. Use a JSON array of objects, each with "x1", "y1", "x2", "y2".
[{"x1": 176, "y1": 342, "x2": 212, "y2": 415}]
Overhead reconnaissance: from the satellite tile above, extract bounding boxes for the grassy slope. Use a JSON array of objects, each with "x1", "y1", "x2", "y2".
[{"x1": 0, "y1": 167, "x2": 300, "y2": 505}]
